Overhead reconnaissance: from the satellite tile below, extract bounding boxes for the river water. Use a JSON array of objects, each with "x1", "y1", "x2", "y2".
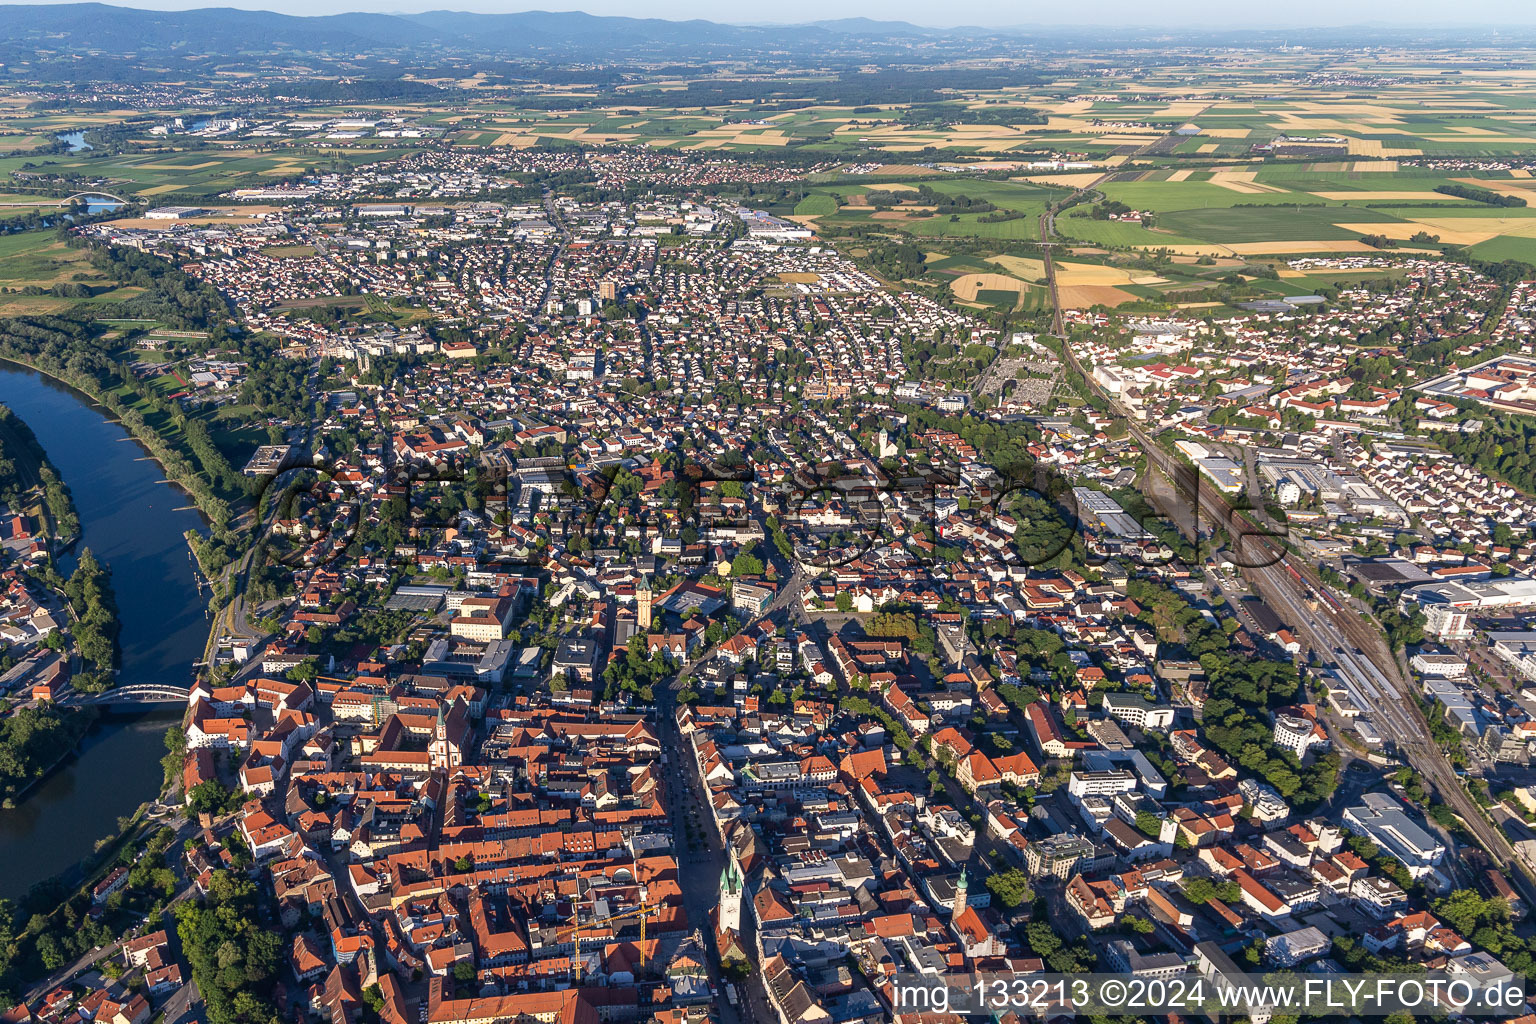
[{"x1": 0, "y1": 365, "x2": 208, "y2": 898}]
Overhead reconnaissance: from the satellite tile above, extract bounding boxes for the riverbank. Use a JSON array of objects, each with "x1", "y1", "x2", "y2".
[
  {"x1": 0, "y1": 705, "x2": 97, "y2": 807},
  {"x1": 0, "y1": 348, "x2": 237, "y2": 532},
  {"x1": 0, "y1": 401, "x2": 81, "y2": 549},
  {"x1": 0, "y1": 334, "x2": 238, "y2": 528},
  {"x1": 0, "y1": 366, "x2": 210, "y2": 897}
]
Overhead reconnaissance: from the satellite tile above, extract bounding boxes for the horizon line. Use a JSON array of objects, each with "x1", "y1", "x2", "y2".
[{"x1": 5, "y1": 0, "x2": 1536, "y2": 32}]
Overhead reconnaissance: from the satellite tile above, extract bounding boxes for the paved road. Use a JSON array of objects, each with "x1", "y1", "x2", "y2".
[
  {"x1": 655, "y1": 681, "x2": 763, "y2": 1024},
  {"x1": 24, "y1": 940, "x2": 125, "y2": 1002},
  {"x1": 647, "y1": 532, "x2": 817, "y2": 1024},
  {"x1": 23, "y1": 872, "x2": 200, "y2": 1004},
  {"x1": 530, "y1": 187, "x2": 570, "y2": 313},
  {"x1": 160, "y1": 979, "x2": 203, "y2": 1024}
]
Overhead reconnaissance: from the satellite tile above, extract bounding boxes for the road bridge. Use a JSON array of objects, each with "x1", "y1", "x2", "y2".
[{"x1": 87, "y1": 684, "x2": 189, "y2": 706}]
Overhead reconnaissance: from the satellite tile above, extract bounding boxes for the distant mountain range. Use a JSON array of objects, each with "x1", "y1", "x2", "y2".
[
  {"x1": 0, "y1": 4, "x2": 972, "y2": 55},
  {"x1": 0, "y1": 4, "x2": 1527, "y2": 59}
]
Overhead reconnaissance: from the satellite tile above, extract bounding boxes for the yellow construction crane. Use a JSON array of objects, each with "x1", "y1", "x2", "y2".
[{"x1": 555, "y1": 900, "x2": 657, "y2": 983}]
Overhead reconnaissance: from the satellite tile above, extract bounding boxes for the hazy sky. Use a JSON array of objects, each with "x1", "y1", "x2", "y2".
[{"x1": 7, "y1": 0, "x2": 1536, "y2": 27}]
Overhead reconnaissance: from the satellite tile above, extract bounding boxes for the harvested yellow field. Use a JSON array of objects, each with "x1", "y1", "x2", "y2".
[
  {"x1": 1346, "y1": 138, "x2": 1419, "y2": 157},
  {"x1": 774, "y1": 272, "x2": 821, "y2": 284},
  {"x1": 1451, "y1": 177, "x2": 1536, "y2": 200},
  {"x1": 1271, "y1": 119, "x2": 1407, "y2": 135},
  {"x1": 1197, "y1": 143, "x2": 1219, "y2": 153},
  {"x1": 1017, "y1": 171, "x2": 1102, "y2": 188},
  {"x1": 1284, "y1": 102, "x2": 1411, "y2": 117},
  {"x1": 1197, "y1": 128, "x2": 1251, "y2": 139},
  {"x1": 1046, "y1": 99, "x2": 1096, "y2": 115},
  {"x1": 1166, "y1": 169, "x2": 1194, "y2": 182},
  {"x1": 1279, "y1": 264, "x2": 1387, "y2": 278},
  {"x1": 949, "y1": 273, "x2": 1025, "y2": 301},
  {"x1": 1209, "y1": 171, "x2": 1289, "y2": 195},
  {"x1": 138, "y1": 184, "x2": 182, "y2": 196},
  {"x1": 1058, "y1": 284, "x2": 1136, "y2": 308},
  {"x1": 863, "y1": 182, "x2": 918, "y2": 192},
  {"x1": 1055, "y1": 261, "x2": 1166, "y2": 287},
  {"x1": 1156, "y1": 241, "x2": 1380, "y2": 256},
  {"x1": 1225, "y1": 240, "x2": 1382, "y2": 255},
  {"x1": 1353, "y1": 161, "x2": 1400, "y2": 172},
  {"x1": 988, "y1": 255, "x2": 1047, "y2": 280},
  {"x1": 865, "y1": 163, "x2": 943, "y2": 175},
  {"x1": 1514, "y1": 169, "x2": 1533, "y2": 178},
  {"x1": 1339, "y1": 217, "x2": 1536, "y2": 246},
  {"x1": 1151, "y1": 101, "x2": 1210, "y2": 118}
]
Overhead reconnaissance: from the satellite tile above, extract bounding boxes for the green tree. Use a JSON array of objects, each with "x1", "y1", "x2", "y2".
[{"x1": 985, "y1": 868, "x2": 1034, "y2": 909}]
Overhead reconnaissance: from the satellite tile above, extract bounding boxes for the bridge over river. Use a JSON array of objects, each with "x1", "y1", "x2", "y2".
[{"x1": 86, "y1": 683, "x2": 190, "y2": 707}]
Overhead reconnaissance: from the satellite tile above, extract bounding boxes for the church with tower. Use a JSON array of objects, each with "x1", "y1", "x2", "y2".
[{"x1": 711, "y1": 848, "x2": 750, "y2": 968}]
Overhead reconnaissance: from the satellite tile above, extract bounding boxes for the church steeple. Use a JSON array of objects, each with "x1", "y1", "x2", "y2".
[
  {"x1": 952, "y1": 868, "x2": 969, "y2": 925},
  {"x1": 636, "y1": 575, "x2": 652, "y2": 631},
  {"x1": 719, "y1": 848, "x2": 744, "y2": 934}
]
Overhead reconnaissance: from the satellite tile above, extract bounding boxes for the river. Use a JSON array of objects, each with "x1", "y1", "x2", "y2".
[{"x1": 0, "y1": 365, "x2": 208, "y2": 898}]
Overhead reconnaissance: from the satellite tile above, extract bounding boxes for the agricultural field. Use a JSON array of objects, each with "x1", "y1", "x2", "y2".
[
  {"x1": 2, "y1": 48, "x2": 1536, "y2": 320},
  {"x1": 789, "y1": 177, "x2": 1066, "y2": 242},
  {"x1": 1058, "y1": 164, "x2": 1536, "y2": 262},
  {"x1": 0, "y1": 229, "x2": 144, "y2": 315},
  {"x1": 0, "y1": 146, "x2": 406, "y2": 205}
]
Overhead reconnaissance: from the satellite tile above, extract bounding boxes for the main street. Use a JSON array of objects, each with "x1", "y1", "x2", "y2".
[
  {"x1": 641, "y1": 513, "x2": 819, "y2": 1024},
  {"x1": 656, "y1": 672, "x2": 765, "y2": 1024}
]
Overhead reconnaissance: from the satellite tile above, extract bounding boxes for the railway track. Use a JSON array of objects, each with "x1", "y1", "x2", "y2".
[{"x1": 1035, "y1": 193, "x2": 1536, "y2": 903}]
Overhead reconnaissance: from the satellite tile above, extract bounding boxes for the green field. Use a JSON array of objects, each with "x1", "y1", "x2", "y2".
[
  {"x1": 1055, "y1": 217, "x2": 1199, "y2": 247},
  {"x1": 1469, "y1": 235, "x2": 1536, "y2": 263},
  {"x1": 1158, "y1": 206, "x2": 1403, "y2": 243},
  {"x1": 793, "y1": 193, "x2": 838, "y2": 217},
  {"x1": 0, "y1": 228, "x2": 146, "y2": 314},
  {"x1": 806, "y1": 181, "x2": 1058, "y2": 240}
]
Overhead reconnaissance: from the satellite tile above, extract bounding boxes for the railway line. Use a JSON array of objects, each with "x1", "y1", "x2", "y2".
[{"x1": 1035, "y1": 193, "x2": 1536, "y2": 904}]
